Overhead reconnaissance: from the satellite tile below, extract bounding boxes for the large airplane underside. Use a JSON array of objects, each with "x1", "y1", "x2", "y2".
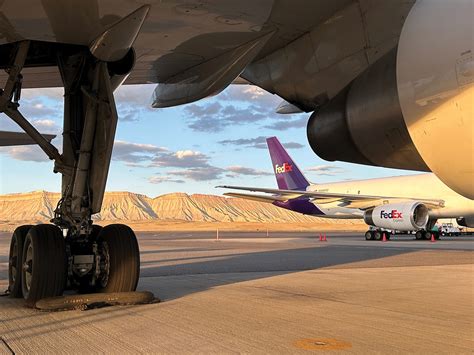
[{"x1": 1, "y1": 0, "x2": 473, "y2": 306}]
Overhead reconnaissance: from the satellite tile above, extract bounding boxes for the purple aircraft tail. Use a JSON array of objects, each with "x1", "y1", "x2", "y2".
[{"x1": 266, "y1": 137, "x2": 310, "y2": 190}]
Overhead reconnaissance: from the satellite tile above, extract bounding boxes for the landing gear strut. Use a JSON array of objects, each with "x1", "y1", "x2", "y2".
[{"x1": 4, "y1": 39, "x2": 141, "y2": 306}]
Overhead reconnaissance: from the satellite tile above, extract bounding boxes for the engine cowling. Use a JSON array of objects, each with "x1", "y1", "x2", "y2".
[
  {"x1": 364, "y1": 202, "x2": 429, "y2": 231},
  {"x1": 307, "y1": 48, "x2": 430, "y2": 172},
  {"x1": 396, "y1": 0, "x2": 474, "y2": 199},
  {"x1": 456, "y1": 216, "x2": 474, "y2": 228},
  {"x1": 307, "y1": 0, "x2": 474, "y2": 200}
]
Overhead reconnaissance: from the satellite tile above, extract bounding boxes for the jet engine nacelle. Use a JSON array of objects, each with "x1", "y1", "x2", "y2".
[
  {"x1": 308, "y1": 0, "x2": 474, "y2": 200},
  {"x1": 364, "y1": 202, "x2": 429, "y2": 231},
  {"x1": 307, "y1": 47, "x2": 430, "y2": 172},
  {"x1": 456, "y1": 216, "x2": 474, "y2": 228}
]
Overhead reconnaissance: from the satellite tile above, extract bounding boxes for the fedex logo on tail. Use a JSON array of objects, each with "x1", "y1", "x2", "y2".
[
  {"x1": 380, "y1": 210, "x2": 403, "y2": 219},
  {"x1": 275, "y1": 162, "x2": 293, "y2": 174}
]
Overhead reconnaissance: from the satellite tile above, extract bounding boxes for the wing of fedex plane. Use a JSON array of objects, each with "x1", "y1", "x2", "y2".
[
  {"x1": 219, "y1": 187, "x2": 445, "y2": 210},
  {"x1": 217, "y1": 138, "x2": 444, "y2": 211}
]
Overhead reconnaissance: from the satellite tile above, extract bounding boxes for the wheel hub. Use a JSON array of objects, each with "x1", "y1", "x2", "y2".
[
  {"x1": 9, "y1": 240, "x2": 18, "y2": 281},
  {"x1": 23, "y1": 244, "x2": 33, "y2": 292},
  {"x1": 98, "y1": 241, "x2": 110, "y2": 288}
]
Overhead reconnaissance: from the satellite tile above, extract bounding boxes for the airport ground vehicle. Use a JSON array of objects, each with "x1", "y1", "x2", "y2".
[
  {"x1": 439, "y1": 223, "x2": 461, "y2": 237},
  {"x1": 220, "y1": 138, "x2": 474, "y2": 242}
]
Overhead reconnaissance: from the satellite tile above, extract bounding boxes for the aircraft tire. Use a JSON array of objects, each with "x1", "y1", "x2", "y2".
[
  {"x1": 374, "y1": 231, "x2": 382, "y2": 241},
  {"x1": 365, "y1": 231, "x2": 374, "y2": 240},
  {"x1": 96, "y1": 224, "x2": 140, "y2": 293},
  {"x1": 8, "y1": 225, "x2": 32, "y2": 298},
  {"x1": 415, "y1": 230, "x2": 424, "y2": 240},
  {"x1": 21, "y1": 224, "x2": 67, "y2": 307},
  {"x1": 424, "y1": 231, "x2": 432, "y2": 240}
]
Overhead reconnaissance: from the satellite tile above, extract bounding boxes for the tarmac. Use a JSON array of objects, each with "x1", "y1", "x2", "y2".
[{"x1": 0, "y1": 231, "x2": 473, "y2": 353}]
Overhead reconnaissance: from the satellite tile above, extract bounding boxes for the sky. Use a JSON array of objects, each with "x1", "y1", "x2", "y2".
[{"x1": 0, "y1": 84, "x2": 415, "y2": 197}]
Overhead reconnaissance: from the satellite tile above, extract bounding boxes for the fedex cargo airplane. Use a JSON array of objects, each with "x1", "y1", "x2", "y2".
[{"x1": 219, "y1": 137, "x2": 474, "y2": 241}]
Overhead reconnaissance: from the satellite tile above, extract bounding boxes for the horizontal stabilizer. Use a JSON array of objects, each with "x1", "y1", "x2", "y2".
[{"x1": 0, "y1": 131, "x2": 56, "y2": 146}]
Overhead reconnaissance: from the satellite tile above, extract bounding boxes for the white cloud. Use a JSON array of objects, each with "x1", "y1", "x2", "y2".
[
  {"x1": 226, "y1": 166, "x2": 271, "y2": 176},
  {"x1": 167, "y1": 167, "x2": 224, "y2": 182},
  {"x1": 305, "y1": 165, "x2": 346, "y2": 176},
  {"x1": 148, "y1": 175, "x2": 185, "y2": 184},
  {"x1": 0, "y1": 145, "x2": 52, "y2": 162},
  {"x1": 112, "y1": 140, "x2": 168, "y2": 163}
]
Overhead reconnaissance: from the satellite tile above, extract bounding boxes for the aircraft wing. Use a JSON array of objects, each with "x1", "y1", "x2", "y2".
[
  {"x1": 224, "y1": 192, "x2": 290, "y2": 204},
  {"x1": 0, "y1": 1, "x2": 408, "y2": 109},
  {"x1": 0, "y1": 131, "x2": 55, "y2": 146},
  {"x1": 217, "y1": 185, "x2": 445, "y2": 210}
]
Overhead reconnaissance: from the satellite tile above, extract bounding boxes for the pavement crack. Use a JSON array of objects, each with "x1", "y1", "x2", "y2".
[{"x1": 0, "y1": 337, "x2": 14, "y2": 354}]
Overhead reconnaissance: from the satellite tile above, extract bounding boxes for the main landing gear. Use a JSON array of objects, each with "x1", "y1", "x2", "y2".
[
  {"x1": 4, "y1": 36, "x2": 143, "y2": 306},
  {"x1": 9, "y1": 224, "x2": 140, "y2": 307},
  {"x1": 364, "y1": 228, "x2": 440, "y2": 241},
  {"x1": 415, "y1": 230, "x2": 439, "y2": 241},
  {"x1": 365, "y1": 229, "x2": 390, "y2": 241}
]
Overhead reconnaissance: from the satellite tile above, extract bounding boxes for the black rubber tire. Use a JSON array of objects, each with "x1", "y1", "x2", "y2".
[
  {"x1": 374, "y1": 231, "x2": 382, "y2": 241},
  {"x1": 21, "y1": 224, "x2": 67, "y2": 307},
  {"x1": 96, "y1": 224, "x2": 140, "y2": 293},
  {"x1": 424, "y1": 231, "x2": 432, "y2": 240},
  {"x1": 365, "y1": 231, "x2": 374, "y2": 240},
  {"x1": 8, "y1": 225, "x2": 32, "y2": 298},
  {"x1": 415, "y1": 230, "x2": 423, "y2": 240}
]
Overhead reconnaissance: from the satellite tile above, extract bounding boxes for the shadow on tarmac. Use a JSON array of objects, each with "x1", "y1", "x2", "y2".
[{"x1": 139, "y1": 244, "x2": 416, "y2": 301}]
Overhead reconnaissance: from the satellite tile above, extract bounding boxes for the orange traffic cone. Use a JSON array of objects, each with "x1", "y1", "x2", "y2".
[
  {"x1": 323, "y1": 233, "x2": 327, "y2": 242},
  {"x1": 382, "y1": 233, "x2": 387, "y2": 242},
  {"x1": 319, "y1": 233, "x2": 323, "y2": 241},
  {"x1": 431, "y1": 233, "x2": 436, "y2": 242}
]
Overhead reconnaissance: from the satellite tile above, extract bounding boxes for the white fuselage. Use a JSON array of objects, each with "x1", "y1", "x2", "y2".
[{"x1": 307, "y1": 173, "x2": 474, "y2": 220}]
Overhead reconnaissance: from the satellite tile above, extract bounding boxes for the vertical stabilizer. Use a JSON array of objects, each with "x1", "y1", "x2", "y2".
[{"x1": 266, "y1": 137, "x2": 310, "y2": 190}]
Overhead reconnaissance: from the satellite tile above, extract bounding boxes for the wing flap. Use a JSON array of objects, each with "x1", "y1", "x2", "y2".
[{"x1": 151, "y1": 31, "x2": 274, "y2": 108}]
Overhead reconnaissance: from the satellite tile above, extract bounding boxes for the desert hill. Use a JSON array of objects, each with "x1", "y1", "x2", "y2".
[{"x1": 0, "y1": 190, "x2": 359, "y2": 225}]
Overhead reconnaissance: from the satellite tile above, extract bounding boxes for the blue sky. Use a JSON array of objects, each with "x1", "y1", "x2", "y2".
[{"x1": 0, "y1": 84, "x2": 414, "y2": 197}]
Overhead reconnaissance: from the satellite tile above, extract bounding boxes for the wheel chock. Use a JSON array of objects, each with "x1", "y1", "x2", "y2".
[{"x1": 35, "y1": 291, "x2": 158, "y2": 312}]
